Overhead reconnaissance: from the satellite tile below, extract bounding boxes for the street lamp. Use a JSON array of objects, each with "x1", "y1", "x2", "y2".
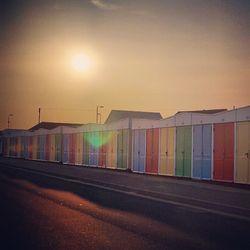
[
  {"x1": 8, "y1": 114, "x2": 13, "y2": 129},
  {"x1": 96, "y1": 105, "x2": 104, "y2": 124}
]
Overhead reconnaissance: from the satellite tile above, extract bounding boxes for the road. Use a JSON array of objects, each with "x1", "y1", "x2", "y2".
[{"x1": 0, "y1": 157, "x2": 249, "y2": 250}]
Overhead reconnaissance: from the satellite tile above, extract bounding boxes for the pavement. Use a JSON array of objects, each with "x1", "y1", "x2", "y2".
[
  {"x1": 0, "y1": 157, "x2": 250, "y2": 221},
  {"x1": 0, "y1": 157, "x2": 250, "y2": 249}
]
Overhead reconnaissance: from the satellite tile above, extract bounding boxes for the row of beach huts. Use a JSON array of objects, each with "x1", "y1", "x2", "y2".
[{"x1": 0, "y1": 106, "x2": 249, "y2": 184}]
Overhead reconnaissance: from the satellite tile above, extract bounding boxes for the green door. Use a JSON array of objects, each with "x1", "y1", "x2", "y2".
[
  {"x1": 83, "y1": 132, "x2": 90, "y2": 165},
  {"x1": 175, "y1": 126, "x2": 192, "y2": 177},
  {"x1": 117, "y1": 129, "x2": 129, "y2": 169}
]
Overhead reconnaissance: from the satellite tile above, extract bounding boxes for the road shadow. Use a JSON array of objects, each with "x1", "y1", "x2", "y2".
[{"x1": 0, "y1": 163, "x2": 250, "y2": 250}]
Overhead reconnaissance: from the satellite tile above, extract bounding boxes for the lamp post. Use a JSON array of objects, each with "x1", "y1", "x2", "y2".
[
  {"x1": 96, "y1": 105, "x2": 104, "y2": 124},
  {"x1": 8, "y1": 114, "x2": 13, "y2": 129}
]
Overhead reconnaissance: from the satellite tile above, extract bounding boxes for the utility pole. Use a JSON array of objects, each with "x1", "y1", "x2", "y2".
[
  {"x1": 7, "y1": 114, "x2": 13, "y2": 129},
  {"x1": 38, "y1": 107, "x2": 41, "y2": 124}
]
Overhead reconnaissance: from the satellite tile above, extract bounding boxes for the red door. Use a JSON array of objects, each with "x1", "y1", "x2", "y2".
[
  {"x1": 98, "y1": 144, "x2": 106, "y2": 167},
  {"x1": 213, "y1": 123, "x2": 234, "y2": 181},
  {"x1": 224, "y1": 123, "x2": 234, "y2": 181},
  {"x1": 98, "y1": 132, "x2": 107, "y2": 168},
  {"x1": 69, "y1": 134, "x2": 76, "y2": 164},
  {"x1": 146, "y1": 128, "x2": 159, "y2": 174},
  {"x1": 29, "y1": 137, "x2": 33, "y2": 159}
]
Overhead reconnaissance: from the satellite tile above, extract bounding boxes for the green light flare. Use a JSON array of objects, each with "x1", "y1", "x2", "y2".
[{"x1": 84, "y1": 131, "x2": 114, "y2": 148}]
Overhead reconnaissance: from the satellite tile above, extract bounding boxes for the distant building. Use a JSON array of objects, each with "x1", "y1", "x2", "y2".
[
  {"x1": 105, "y1": 110, "x2": 162, "y2": 124},
  {"x1": 0, "y1": 129, "x2": 27, "y2": 135},
  {"x1": 29, "y1": 122, "x2": 84, "y2": 131}
]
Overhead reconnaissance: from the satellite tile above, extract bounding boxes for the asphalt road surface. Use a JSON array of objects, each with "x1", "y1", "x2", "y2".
[{"x1": 0, "y1": 158, "x2": 249, "y2": 250}]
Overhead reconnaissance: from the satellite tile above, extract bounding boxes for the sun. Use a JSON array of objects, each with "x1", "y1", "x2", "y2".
[{"x1": 71, "y1": 54, "x2": 91, "y2": 72}]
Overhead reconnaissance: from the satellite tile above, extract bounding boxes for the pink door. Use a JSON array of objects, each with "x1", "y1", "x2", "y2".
[
  {"x1": 45, "y1": 135, "x2": 51, "y2": 161},
  {"x1": 69, "y1": 134, "x2": 76, "y2": 164}
]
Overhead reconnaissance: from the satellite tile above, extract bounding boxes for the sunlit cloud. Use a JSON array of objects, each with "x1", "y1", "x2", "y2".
[
  {"x1": 90, "y1": 0, "x2": 121, "y2": 11},
  {"x1": 130, "y1": 10, "x2": 157, "y2": 19},
  {"x1": 52, "y1": 3, "x2": 66, "y2": 11}
]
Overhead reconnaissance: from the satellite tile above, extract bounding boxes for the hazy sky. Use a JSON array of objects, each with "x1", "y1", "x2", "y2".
[{"x1": 1, "y1": 0, "x2": 249, "y2": 129}]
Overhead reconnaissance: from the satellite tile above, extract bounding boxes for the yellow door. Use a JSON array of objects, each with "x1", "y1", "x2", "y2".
[
  {"x1": 6, "y1": 137, "x2": 10, "y2": 156},
  {"x1": 106, "y1": 131, "x2": 117, "y2": 169},
  {"x1": 236, "y1": 122, "x2": 250, "y2": 184},
  {"x1": 159, "y1": 128, "x2": 168, "y2": 175},
  {"x1": 76, "y1": 133, "x2": 83, "y2": 165},
  {"x1": 106, "y1": 131, "x2": 113, "y2": 168},
  {"x1": 17, "y1": 137, "x2": 21, "y2": 157},
  {"x1": 111, "y1": 131, "x2": 117, "y2": 168},
  {"x1": 159, "y1": 127, "x2": 175, "y2": 175},
  {"x1": 167, "y1": 127, "x2": 175, "y2": 175}
]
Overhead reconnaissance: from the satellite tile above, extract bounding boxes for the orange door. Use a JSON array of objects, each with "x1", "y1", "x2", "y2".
[{"x1": 146, "y1": 128, "x2": 159, "y2": 174}]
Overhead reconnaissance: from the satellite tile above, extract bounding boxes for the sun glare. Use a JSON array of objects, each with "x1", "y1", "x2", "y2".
[{"x1": 71, "y1": 54, "x2": 91, "y2": 72}]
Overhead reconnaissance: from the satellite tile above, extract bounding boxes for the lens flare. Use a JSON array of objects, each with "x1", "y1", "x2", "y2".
[{"x1": 84, "y1": 132, "x2": 113, "y2": 148}]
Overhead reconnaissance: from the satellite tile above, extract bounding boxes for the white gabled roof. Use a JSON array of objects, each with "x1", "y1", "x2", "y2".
[
  {"x1": 131, "y1": 105, "x2": 250, "y2": 129},
  {"x1": 131, "y1": 118, "x2": 160, "y2": 129},
  {"x1": 213, "y1": 105, "x2": 250, "y2": 123}
]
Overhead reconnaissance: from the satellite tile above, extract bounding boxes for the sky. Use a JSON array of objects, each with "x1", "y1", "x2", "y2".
[{"x1": 0, "y1": 0, "x2": 249, "y2": 130}]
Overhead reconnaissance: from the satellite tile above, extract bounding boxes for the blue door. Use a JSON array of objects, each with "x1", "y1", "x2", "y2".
[
  {"x1": 63, "y1": 134, "x2": 69, "y2": 163},
  {"x1": 133, "y1": 129, "x2": 146, "y2": 173},
  {"x1": 193, "y1": 125, "x2": 202, "y2": 178},
  {"x1": 193, "y1": 125, "x2": 212, "y2": 179},
  {"x1": 21, "y1": 137, "x2": 26, "y2": 158},
  {"x1": 202, "y1": 125, "x2": 212, "y2": 179},
  {"x1": 39, "y1": 135, "x2": 45, "y2": 160},
  {"x1": 24, "y1": 137, "x2": 29, "y2": 159}
]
